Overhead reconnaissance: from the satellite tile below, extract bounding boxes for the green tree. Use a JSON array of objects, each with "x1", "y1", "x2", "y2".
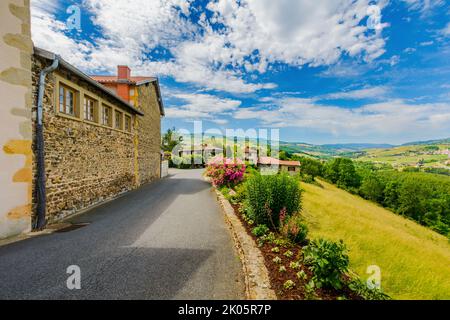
[
  {"x1": 161, "y1": 127, "x2": 183, "y2": 152},
  {"x1": 360, "y1": 173, "x2": 385, "y2": 202},
  {"x1": 325, "y1": 158, "x2": 361, "y2": 189}
]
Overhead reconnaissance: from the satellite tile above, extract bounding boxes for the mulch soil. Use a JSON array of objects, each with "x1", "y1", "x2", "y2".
[{"x1": 230, "y1": 203, "x2": 361, "y2": 300}]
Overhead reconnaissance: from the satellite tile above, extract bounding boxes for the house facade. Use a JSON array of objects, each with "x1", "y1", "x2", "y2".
[
  {"x1": 31, "y1": 48, "x2": 164, "y2": 225},
  {"x1": 258, "y1": 157, "x2": 301, "y2": 176},
  {"x1": 0, "y1": 0, "x2": 165, "y2": 240}
]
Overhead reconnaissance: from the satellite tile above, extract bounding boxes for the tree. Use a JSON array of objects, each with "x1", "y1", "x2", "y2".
[
  {"x1": 297, "y1": 157, "x2": 323, "y2": 180},
  {"x1": 360, "y1": 173, "x2": 385, "y2": 202},
  {"x1": 161, "y1": 127, "x2": 183, "y2": 152},
  {"x1": 324, "y1": 158, "x2": 360, "y2": 189}
]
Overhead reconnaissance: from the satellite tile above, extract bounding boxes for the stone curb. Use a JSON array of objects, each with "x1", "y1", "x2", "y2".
[{"x1": 214, "y1": 189, "x2": 277, "y2": 300}]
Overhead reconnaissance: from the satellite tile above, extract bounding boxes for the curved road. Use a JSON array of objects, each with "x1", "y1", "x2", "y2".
[{"x1": 0, "y1": 169, "x2": 245, "y2": 299}]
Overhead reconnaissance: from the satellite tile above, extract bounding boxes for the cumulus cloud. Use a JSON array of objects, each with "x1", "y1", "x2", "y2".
[
  {"x1": 31, "y1": 0, "x2": 389, "y2": 93},
  {"x1": 164, "y1": 92, "x2": 242, "y2": 123},
  {"x1": 233, "y1": 97, "x2": 450, "y2": 141}
]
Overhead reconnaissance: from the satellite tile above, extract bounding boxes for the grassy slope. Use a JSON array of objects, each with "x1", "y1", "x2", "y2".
[{"x1": 301, "y1": 179, "x2": 450, "y2": 300}]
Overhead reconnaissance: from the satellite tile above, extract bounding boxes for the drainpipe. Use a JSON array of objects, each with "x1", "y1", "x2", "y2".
[{"x1": 33, "y1": 56, "x2": 60, "y2": 230}]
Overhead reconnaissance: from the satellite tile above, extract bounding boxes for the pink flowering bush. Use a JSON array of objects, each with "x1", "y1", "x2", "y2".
[{"x1": 205, "y1": 156, "x2": 246, "y2": 187}]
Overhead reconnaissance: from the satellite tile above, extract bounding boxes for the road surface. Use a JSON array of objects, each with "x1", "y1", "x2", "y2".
[{"x1": 0, "y1": 169, "x2": 245, "y2": 299}]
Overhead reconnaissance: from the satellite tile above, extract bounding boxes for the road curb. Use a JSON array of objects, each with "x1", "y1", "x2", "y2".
[{"x1": 214, "y1": 189, "x2": 277, "y2": 300}]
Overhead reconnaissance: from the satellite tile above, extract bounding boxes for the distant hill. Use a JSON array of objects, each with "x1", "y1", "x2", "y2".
[
  {"x1": 321, "y1": 143, "x2": 394, "y2": 150},
  {"x1": 279, "y1": 138, "x2": 450, "y2": 159},
  {"x1": 401, "y1": 138, "x2": 450, "y2": 146}
]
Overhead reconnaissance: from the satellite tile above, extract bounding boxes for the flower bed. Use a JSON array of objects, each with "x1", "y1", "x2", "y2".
[
  {"x1": 208, "y1": 167, "x2": 390, "y2": 300},
  {"x1": 231, "y1": 203, "x2": 360, "y2": 300}
]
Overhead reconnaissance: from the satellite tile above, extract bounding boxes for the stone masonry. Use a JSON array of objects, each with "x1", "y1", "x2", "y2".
[{"x1": 32, "y1": 55, "x2": 161, "y2": 223}]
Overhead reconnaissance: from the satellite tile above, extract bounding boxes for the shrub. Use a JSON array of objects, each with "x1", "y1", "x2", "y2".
[
  {"x1": 283, "y1": 216, "x2": 309, "y2": 245},
  {"x1": 204, "y1": 156, "x2": 246, "y2": 187},
  {"x1": 303, "y1": 238, "x2": 349, "y2": 290},
  {"x1": 252, "y1": 224, "x2": 269, "y2": 237},
  {"x1": 244, "y1": 173, "x2": 302, "y2": 230}
]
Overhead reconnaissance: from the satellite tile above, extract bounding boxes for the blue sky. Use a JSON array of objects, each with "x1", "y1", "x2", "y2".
[{"x1": 31, "y1": 0, "x2": 450, "y2": 144}]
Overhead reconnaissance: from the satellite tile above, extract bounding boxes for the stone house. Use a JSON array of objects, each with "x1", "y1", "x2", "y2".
[
  {"x1": 0, "y1": 0, "x2": 165, "y2": 238},
  {"x1": 30, "y1": 48, "x2": 164, "y2": 227},
  {"x1": 257, "y1": 157, "x2": 301, "y2": 176}
]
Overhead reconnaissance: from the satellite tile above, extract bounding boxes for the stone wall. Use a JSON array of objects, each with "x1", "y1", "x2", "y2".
[
  {"x1": 0, "y1": 0, "x2": 33, "y2": 239},
  {"x1": 136, "y1": 82, "x2": 161, "y2": 184},
  {"x1": 32, "y1": 56, "x2": 138, "y2": 222}
]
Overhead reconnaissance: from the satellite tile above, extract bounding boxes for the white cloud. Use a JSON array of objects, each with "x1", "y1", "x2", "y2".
[
  {"x1": 404, "y1": 47, "x2": 417, "y2": 53},
  {"x1": 31, "y1": 0, "x2": 390, "y2": 93},
  {"x1": 440, "y1": 23, "x2": 450, "y2": 37},
  {"x1": 420, "y1": 41, "x2": 434, "y2": 46},
  {"x1": 165, "y1": 92, "x2": 241, "y2": 122},
  {"x1": 322, "y1": 86, "x2": 389, "y2": 100},
  {"x1": 233, "y1": 97, "x2": 450, "y2": 142},
  {"x1": 401, "y1": 0, "x2": 445, "y2": 14}
]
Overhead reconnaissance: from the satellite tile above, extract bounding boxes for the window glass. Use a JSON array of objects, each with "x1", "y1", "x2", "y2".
[
  {"x1": 102, "y1": 105, "x2": 112, "y2": 126},
  {"x1": 59, "y1": 84, "x2": 76, "y2": 116},
  {"x1": 59, "y1": 87, "x2": 64, "y2": 112},
  {"x1": 115, "y1": 111, "x2": 123, "y2": 130},
  {"x1": 84, "y1": 97, "x2": 95, "y2": 122},
  {"x1": 125, "y1": 116, "x2": 132, "y2": 132}
]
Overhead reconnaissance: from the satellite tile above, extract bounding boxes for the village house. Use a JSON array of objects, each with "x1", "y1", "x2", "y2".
[
  {"x1": 28, "y1": 47, "x2": 165, "y2": 229},
  {"x1": 257, "y1": 156, "x2": 301, "y2": 175}
]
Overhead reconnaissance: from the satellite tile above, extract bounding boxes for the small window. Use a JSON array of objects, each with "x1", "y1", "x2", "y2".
[
  {"x1": 102, "y1": 105, "x2": 112, "y2": 127},
  {"x1": 59, "y1": 84, "x2": 76, "y2": 116},
  {"x1": 125, "y1": 115, "x2": 132, "y2": 132},
  {"x1": 115, "y1": 110, "x2": 123, "y2": 130},
  {"x1": 84, "y1": 96, "x2": 97, "y2": 122},
  {"x1": 129, "y1": 88, "x2": 135, "y2": 97},
  {"x1": 288, "y1": 166, "x2": 296, "y2": 172}
]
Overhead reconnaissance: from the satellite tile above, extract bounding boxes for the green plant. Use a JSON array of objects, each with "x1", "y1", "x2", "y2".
[
  {"x1": 290, "y1": 261, "x2": 300, "y2": 270},
  {"x1": 283, "y1": 280, "x2": 295, "y2": 290},
  {"x1": 347, "y1": 277, "x2": 391, "y2": 300},
  {"x1": 272, "y1": 256, "x2": 282, "y2": 264},
  {"x1": 283, "y1": 216, "x2": 309, "y2": 245},
  {"x1": 252, "y1": 224, "x2": 269, "y2": 237},
  {"x1": 271, "y1": 246, "x2": 280, "y2": 253},
  {"x1": 304, "y1": 280, "x2": 318, "y2": 300},
  {"x1": 273, "y1": 238, "x2": 291, "y2": 248},
  {"x1": 303, "y1": 238, "x2": 349, "y2": 290},
  {"x1": 279, "y1": 266, "x2": 287, "y2": 273},
  {"x1": 244, "y1": 173, "x2": 302, "y2": 230},
  {"x1": 283, "y1": 250, "x2": 293, "y2": 258},
  {"x1": 296, "y1": 270, "x2": 307, "y2": 280}
]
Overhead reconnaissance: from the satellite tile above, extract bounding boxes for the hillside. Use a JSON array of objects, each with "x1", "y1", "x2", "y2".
[
  {"x1": 301, "y1": 179, "x2": 450, "y2": 300},
  {"x1": 279, "y1": 138, "x2": 450, "y2": 168},
  {"x1": 356, "y1": 144, "x2": 450, "y2": 169}
]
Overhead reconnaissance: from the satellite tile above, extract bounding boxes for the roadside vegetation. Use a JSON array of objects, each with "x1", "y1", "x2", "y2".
[{"x1": 204, "y1": 158, "x2": 389, "y2": 300}]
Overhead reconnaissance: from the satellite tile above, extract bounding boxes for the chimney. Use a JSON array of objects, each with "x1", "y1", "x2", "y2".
[{"x1": 117, "y1": 65, "x2": 131, "y2": 80}]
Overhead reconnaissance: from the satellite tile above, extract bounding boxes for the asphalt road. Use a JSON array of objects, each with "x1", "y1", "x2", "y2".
[{"x1": 0, "y1": 169, "x2": 245, "y2": 299}]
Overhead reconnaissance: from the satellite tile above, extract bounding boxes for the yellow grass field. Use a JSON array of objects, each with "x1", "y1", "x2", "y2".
[{"x1": 301, "y1": 179, "x2": 450, "y2": 300}]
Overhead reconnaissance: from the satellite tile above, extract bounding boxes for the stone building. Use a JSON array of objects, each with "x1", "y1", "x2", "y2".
[
  {"x1": 2, "y1": 0, "x2": 165, "y2": 239},
  {"x1": 31, "y1": 48, "x2": 164, "y2": 225}
]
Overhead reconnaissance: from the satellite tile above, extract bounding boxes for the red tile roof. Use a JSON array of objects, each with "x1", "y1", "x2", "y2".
[
  {"x1": 91, "y1": 75, "x2": 156, "y2": 84},
  {"x1": 258, "y1": 157, "x2": 300, "y2": 166}
]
